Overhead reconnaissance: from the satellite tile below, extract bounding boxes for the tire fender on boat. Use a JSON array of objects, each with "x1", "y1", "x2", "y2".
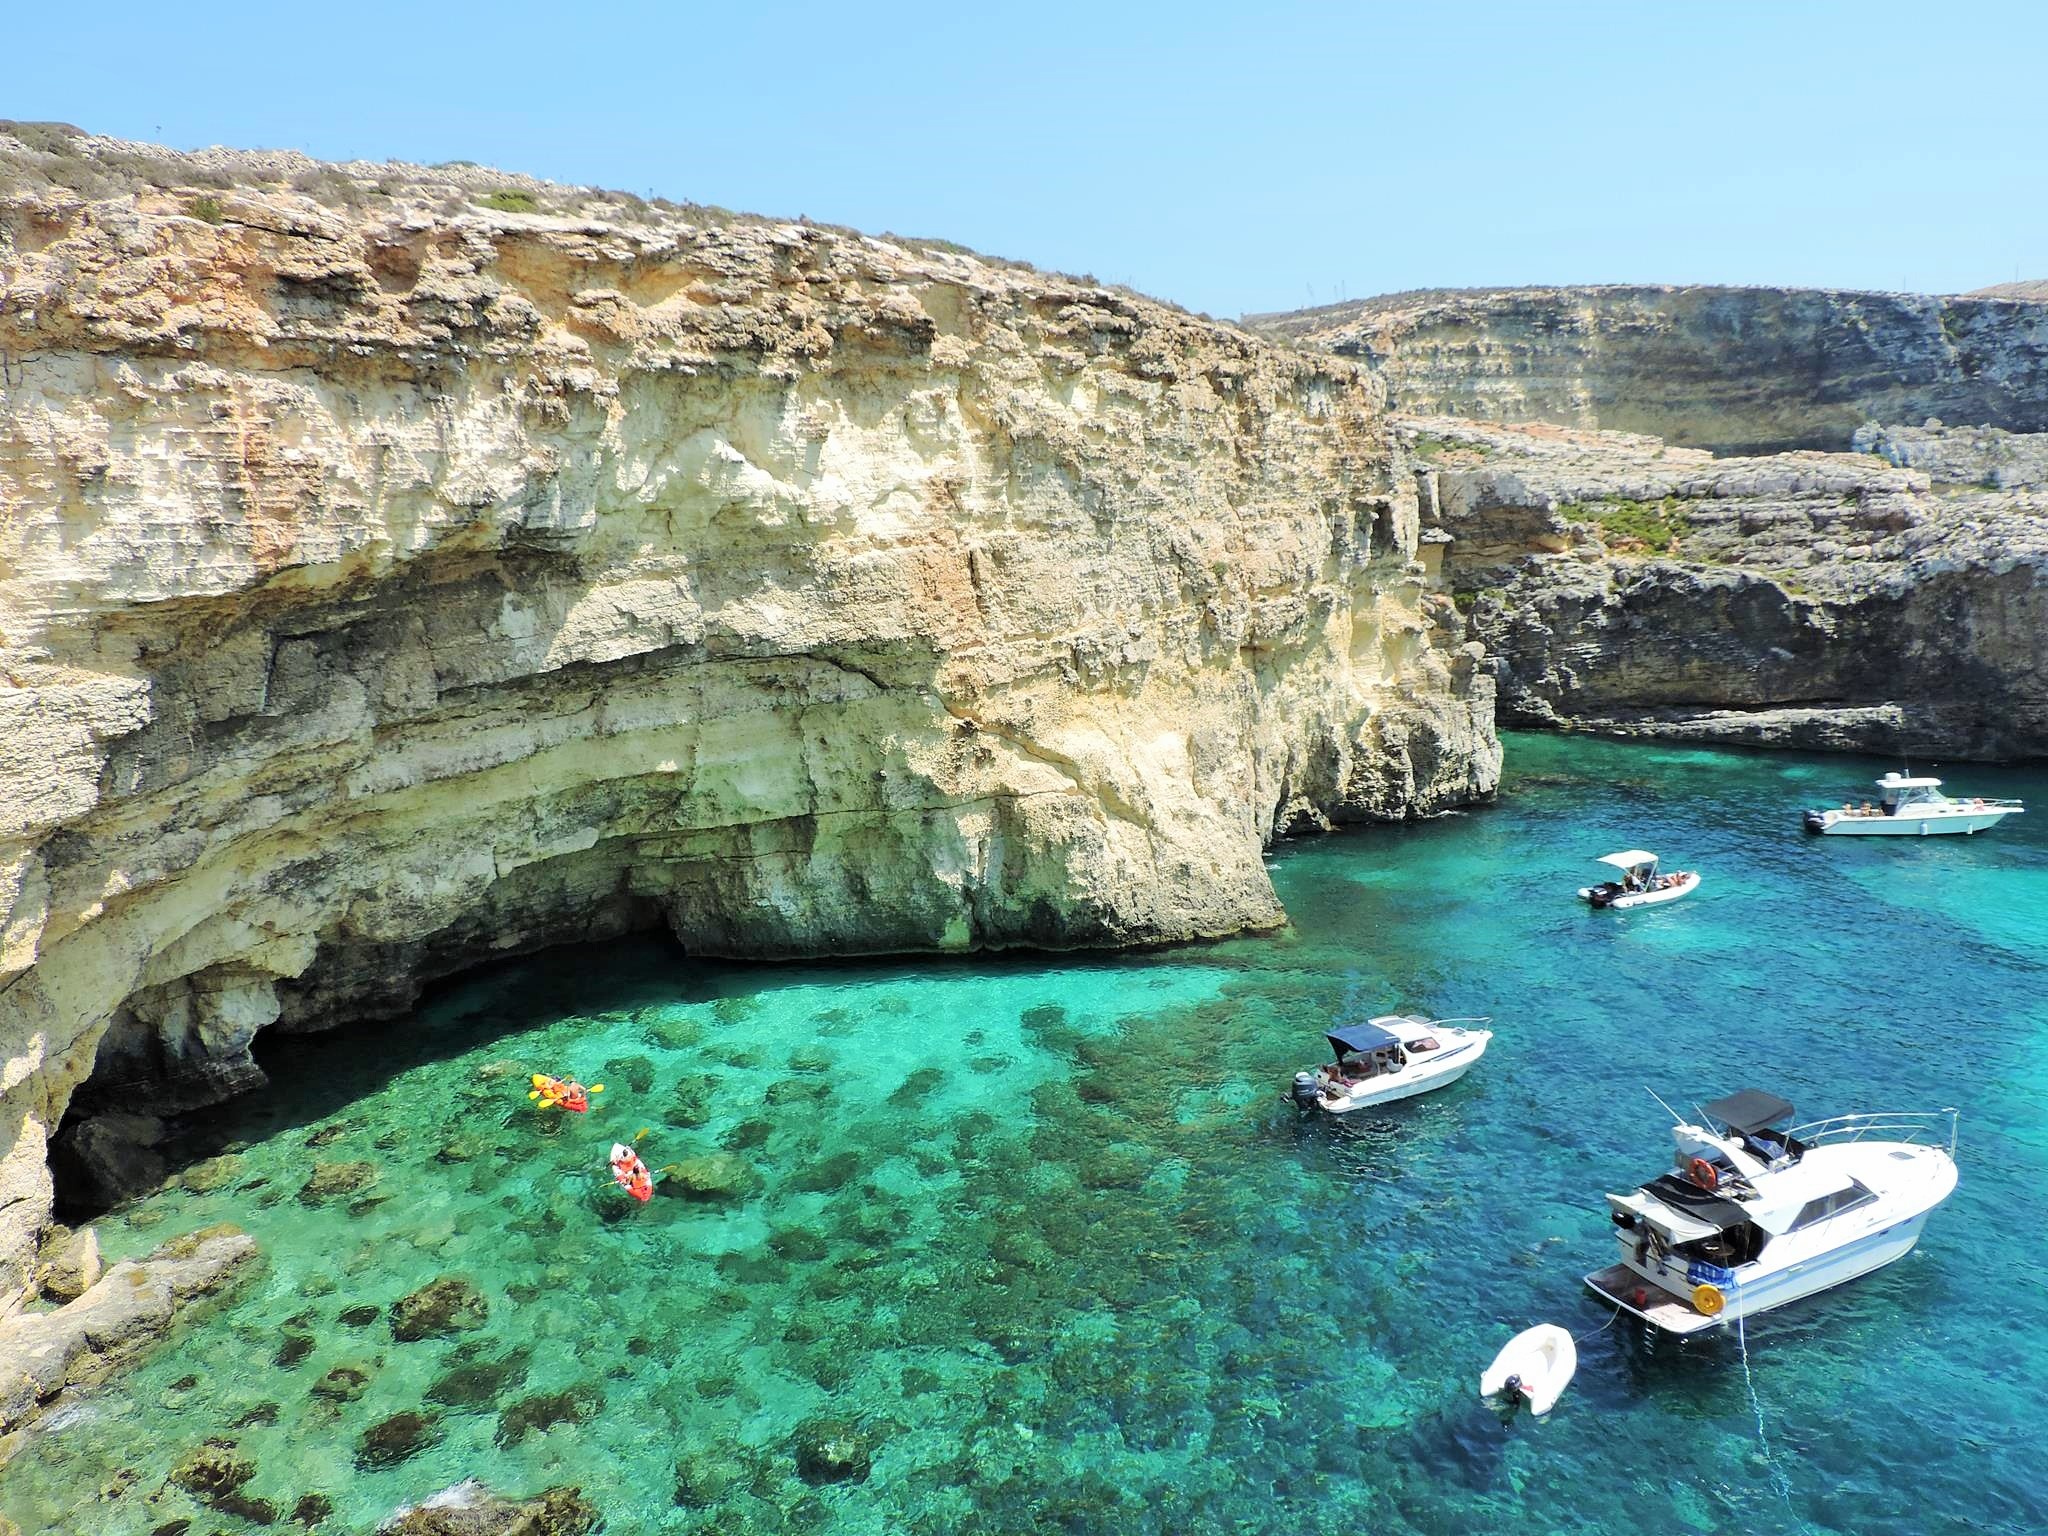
[{"x1": 1691, "y1": 1282, "x2": 1725, "y2": 1316}]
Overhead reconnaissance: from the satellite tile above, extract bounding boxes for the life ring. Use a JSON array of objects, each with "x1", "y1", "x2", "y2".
[
  {"x1": 1692, "y1": 1282, "x2": 1725, "y2": 1316},
  {"x1": 1688, "y1": 1157, "x2": 1719, "y2": 1192}
]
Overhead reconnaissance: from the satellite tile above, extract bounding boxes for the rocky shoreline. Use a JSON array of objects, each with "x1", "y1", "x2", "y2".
[{"x1": 0, "y1": 1223, "x2": 255, "y2": 1438}]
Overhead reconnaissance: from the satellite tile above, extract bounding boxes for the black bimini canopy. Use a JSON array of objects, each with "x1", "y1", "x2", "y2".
[
  {"x1": 1327, "y1": 1022, "x2": 1400, "y2": 1058},
  {"x1": 1701, "y1": 1089, "x2": 1794, "y2": 1135},
  {"x1": 1643, "y1": 1174, "x2": 1755, "y2": 1232}
]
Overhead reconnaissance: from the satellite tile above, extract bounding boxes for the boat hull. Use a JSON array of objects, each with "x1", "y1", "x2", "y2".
[
  {"x1": 1579, "y1": 872, "x2": 1700, "y2": 909},
  {"x1": 1585, "y1": 1207, "x2": 1937, "y2": 1334},
  {"x1": 1808, "y1": 807, "x2": 2019, "y2": 836},
  {"x1": 1315, "y1": 1034, "x2": 1489, "y2": 1113}
]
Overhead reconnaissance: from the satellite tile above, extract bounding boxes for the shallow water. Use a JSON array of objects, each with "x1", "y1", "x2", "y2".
[{"x1": 6, "y1": 733, "x2": 2046, "y2": 1535}]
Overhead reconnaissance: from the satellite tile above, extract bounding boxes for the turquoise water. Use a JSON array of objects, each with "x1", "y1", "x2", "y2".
[{"x1": 6, "y1": 733, "x2": 2047, "y2": 1535}]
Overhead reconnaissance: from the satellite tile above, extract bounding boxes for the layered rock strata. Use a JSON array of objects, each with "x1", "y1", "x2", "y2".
[
  {"x1": 1407, "y1": 416, "x2": 2048, "y2": 755},
  {"x1": 0, "y1": 133, "x2": 1499, "y2": 1305},
  {"x1": 1248, "y1": 285, "x2": 2048, "y2": 454}
]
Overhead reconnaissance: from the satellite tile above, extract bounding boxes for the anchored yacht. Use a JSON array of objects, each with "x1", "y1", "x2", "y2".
[
  {"x1": 1584, "y1": 1089, "x2": 1958, "y2": 1334},
  {"x1": 1804, "y1": 773, "x2": 2022, "y2": 836},
  {"x1": 1290, "y1": 1015, "x2": 1492, "y2": 1114}
]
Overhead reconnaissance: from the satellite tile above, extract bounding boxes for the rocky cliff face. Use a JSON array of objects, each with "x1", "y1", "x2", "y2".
[
  {"x1": 1248, "y1": 285, "x2": 2048, "y2": 454},
  {"x1": 1409, "y1": 416, "x2": 2048, "y2": 754},
  {"x1": 0, "y1": 132, "x2": 1498, "y2": 1305}
]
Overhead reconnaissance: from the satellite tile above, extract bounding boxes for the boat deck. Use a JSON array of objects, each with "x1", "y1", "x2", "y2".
[{"x1": 1583, "y1": 1263, "x2": 1721, "y2": 1335}]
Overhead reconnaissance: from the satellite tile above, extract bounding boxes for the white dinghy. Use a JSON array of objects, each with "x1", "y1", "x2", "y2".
[
  {"x1": 1578, "y1": 850, "x2": 1698, "y2": 910},
  {"x1": 1479, "y1": 1324, "x2": 1577, "y2": 1415}
]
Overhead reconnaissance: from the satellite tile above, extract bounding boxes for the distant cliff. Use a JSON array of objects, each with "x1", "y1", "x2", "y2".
[
  {"x1": 0, "y1": 129, "x2": 1498, "y2": 1307},
  {"x1": 1247, "y1": 285, "x2": 2048, "y2": 454},
  {"x1": 1406, "y1": 416, "x2": 2048, "y2": 756}
]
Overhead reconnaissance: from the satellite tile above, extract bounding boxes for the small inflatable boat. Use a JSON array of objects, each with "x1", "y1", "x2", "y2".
[{"x1": 1479, "y1": 1324, "x2": 1577, "y2": 1416}]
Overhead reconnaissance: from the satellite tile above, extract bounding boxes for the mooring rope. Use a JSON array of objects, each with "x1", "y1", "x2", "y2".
[{"x1": 1734, "y1": 1284, "x2": 1797, "y2": 1512}]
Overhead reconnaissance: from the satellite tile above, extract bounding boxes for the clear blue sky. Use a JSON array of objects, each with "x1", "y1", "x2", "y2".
[{"x1": 12, "y1": 1, "x2": 2045, "y2": 317}]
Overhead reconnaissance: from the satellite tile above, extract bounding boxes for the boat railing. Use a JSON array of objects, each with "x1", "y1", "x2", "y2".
[{"x1": 1787, "y1": 1108, "x2": 1958, "y2": 1156}]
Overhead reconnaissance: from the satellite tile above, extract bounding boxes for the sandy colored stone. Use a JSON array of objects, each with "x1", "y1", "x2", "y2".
[
  {"x1": 1247, "y1": 284, "x2": 2048, "y2": 454},
  {"x1": 0, "y1": 131, "x2": 1499, "y2": 1305}
]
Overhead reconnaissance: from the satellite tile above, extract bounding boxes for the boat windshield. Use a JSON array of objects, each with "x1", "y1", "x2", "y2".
[{"x1": 1884, "y1": 785, "x2": 1949, "y2": 811}]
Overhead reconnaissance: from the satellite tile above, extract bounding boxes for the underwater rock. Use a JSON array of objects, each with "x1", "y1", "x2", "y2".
[
  {"x1": 166, "y1": 1437, "x2": 276, "y2": 1521},
  {"x1": 311, "y1": 1363, "x2": 373, "y2": 1402},
  {"x1": 721, "y1": 1118, "x2": 771, "y2": 1150},
  {"x1": 176, "y1": 1153, "x2": 243, "y2": 1193},
  {"x1": 666, "y1": 1073, "x2": 719, "y2": 1128},
  {"x1": 602, "y1": 1055, "x2": 656, "y2": 1095},
  {"x1": 337, "y1": 1303, "x2": 382, "y2": 1328},
  {"x1": 356, "y1": 1410, "x2": 444, "y2": 1469},
  {"x1": 377, "y1": 1479, "x2": 598, "y2": 1535},
  {"x1": 769, "y1": 1226, "x2": 831, "y2": 1263},
  {"x1": 274, "y1": 1332, "x2": 315, "y2": 1368},
  {"x1": 789, "y1": 1150, "x2": 862, "y2": 1193},
  {"x1": 658, "y1": 1153, "x2": 759, "y2": 1203},
  {"x1": 290, "y1": 1492, "x2": 332, "y2": 1526},
  {"x1": 168, "y1": 1438, "x2": 255, "y2": 1501},
  {"x1": 494, "y1": 1385, "x2": 603, "y2": 1448},
  {"x1": 426, "y1": 1348, "x2": 531, "y2": 1409},
  {"x1": 390, "y1": 1277, "x2": 489, "y2": 1341},
  {"x1": 793, "y1": 1418, "x2": 874, "y2": 1485},
  {"x1": 297, "y1": 1160, "x2": 377, "y2": 1206},
  {"x1": 764, "y1": 1078, "x2": 831, "y2": 1107},
  {"x1": 887, "y1": 1067, "x2": 945, "y2": 1107},
  {"x1": 672, "y1": 1447, "x2": 740, "y2": 1507}
]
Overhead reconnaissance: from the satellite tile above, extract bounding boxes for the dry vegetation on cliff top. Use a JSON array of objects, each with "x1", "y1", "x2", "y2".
[{"x1": 0, "y1": 121, "x2": 1212, "y2": 321}]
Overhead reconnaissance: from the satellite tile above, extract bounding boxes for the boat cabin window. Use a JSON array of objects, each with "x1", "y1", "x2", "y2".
[
  {"x1": 1788, "y1": 1180, "x2": 1876, "y2": 1232},
  {"x1": 1408, "y1": 1036, "x2": 1440, "y2": 1053}
]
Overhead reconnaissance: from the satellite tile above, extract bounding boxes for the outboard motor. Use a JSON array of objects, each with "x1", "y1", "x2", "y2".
[
  {"x1": 1291, "y1": 1072, "x2": 1322, "y2": 1110},
  {"x1": 1802, "y1": 809, "x2": 1828, "y2": 835}
]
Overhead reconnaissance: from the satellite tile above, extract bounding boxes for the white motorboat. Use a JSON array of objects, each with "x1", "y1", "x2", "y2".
[
  {"x1": 1804, "y1": 773, "x2": 2023, "y2": 836},
  {"x1": 1577, "y1": 850, "x2": 1699, "y2": 909},
  {"x1": 1584, "y1": 1088, "x2": 1958, "y2": 1335},
  {"x1": 1479, "y1": 1324, "x2": 1577, "y2": 1415},
  {"x1": 1289, "y1": 1014, "x2": 1492, "y2": 1114}
]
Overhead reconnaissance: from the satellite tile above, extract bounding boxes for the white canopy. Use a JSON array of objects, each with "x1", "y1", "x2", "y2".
[
  {"x1": 1596, "y1": 850, "x2": 1658, "y2": 870},
  {"x1": 1876, "y1": 773, "x2": 1941, "y2": 789}
]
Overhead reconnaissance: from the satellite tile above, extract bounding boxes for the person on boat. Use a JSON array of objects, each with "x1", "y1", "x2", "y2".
[
  {"x1": 609, "y1": 1143, "x2": 654, "y2": 1201},
  {"x1": 529, "y1": 1074, "x2": 602, "y2": 1112}
]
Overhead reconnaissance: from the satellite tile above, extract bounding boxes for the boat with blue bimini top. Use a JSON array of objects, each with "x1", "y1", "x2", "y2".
[
  {"x1": 1584, "y1": 1088, "x2": 1958, "y2": 1335},
  {"x1": 1803, "y1": 772, "x2": 2023, "y2": 836},
  {"x1": 1290, "y1": 1015, "x2": 1492, "y2": 1114}
]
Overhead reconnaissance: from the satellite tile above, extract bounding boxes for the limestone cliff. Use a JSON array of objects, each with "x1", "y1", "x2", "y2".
[
  {"x1": 1247, "y1": 285, "x2": 2048, "y2": 454},
  {"x1": 1408, "y1": 416, "x2": 2048, "y2": 754},
  {"x1": 0, "y1": 131, "x2": 1498, "y2": 1304}
]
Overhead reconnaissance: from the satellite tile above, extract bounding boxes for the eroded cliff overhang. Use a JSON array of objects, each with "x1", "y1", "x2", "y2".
[{"x1": 0, "y1": 133, "x2": 1499, "y2": 1307}]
